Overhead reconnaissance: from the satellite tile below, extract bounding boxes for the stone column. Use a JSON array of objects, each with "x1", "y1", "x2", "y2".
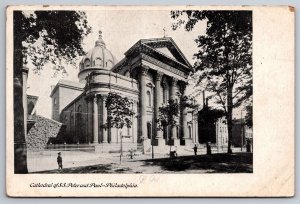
[
  {"x1": 154, "y1": 71, "x2": 164, "y2": 144},
  {"x1": 139, "y1": 66, "x2": 148, "y2": 142},
  {"x1": 93, "y1": 95, "x2": 99, "y2": 144},
  {"x1": 102, "y1": 95, "x2": 108, "y2": 143},
  {"x1": 181, "y1": 83, "x2": 189, "y2": 141},
  {"x1": 132, "y1": 101, "x2": 137, "y2": 143},
  {"x1": 170, "y1": 78, "x2": 178, "y2": 142}
]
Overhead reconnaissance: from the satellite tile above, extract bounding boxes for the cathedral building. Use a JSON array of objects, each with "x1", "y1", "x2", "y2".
[{"x1": 50, "y1": 32, "x2": 199, "y2": 152}]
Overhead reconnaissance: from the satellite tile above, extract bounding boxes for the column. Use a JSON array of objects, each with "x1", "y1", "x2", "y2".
[
  {"x1": 170, "y1": 78, "x2": 178, "y2": 140},
  {"x1": 102, "y1": 95, "x2": 108, "y2": 143},
  {"x1": 93, "y1": 95, "x2": 99, "y2": 143},
  {"x1": 132, "y1": 101, "x2": 137, "y2": 143},
  {"x1": 139, "y1": 66, "x2": 148, "y2": 141},
  {"x1": 154, "y1": 71, "x2": 163, "y2": 140},
  {"x1": 181, "y1": 83, "x2": 189, "y2": 140}
]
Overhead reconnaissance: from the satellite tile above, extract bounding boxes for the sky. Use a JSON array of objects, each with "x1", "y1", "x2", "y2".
[{"x1": 26, "y1": 9, "x2": 244, "y2": 119}]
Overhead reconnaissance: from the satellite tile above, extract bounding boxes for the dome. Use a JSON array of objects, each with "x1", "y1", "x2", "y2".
[{"x1": 78, "y1": 31, "x2": 117, "y2": 83}]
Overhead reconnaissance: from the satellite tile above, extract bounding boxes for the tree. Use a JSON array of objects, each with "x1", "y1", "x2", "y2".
[
  {"x1": 157, "y1": 99, "x2": 179, "y2": 151},
  {"x1": 14, "y1": 10, "x2": 91, "y2": 173},
  {"x1": 171, "y1": 10, "x2": 253, "y2": 153},
  {"x1": 104, "y1": 92, "x2": 135, "y2": 131},
  {"x1": 245, "y1": 104, "x2": 253, "y2": 128},
  {"x1": 157, "y1": 96, "x2": 198, "y2": 148},
  {"x1": 198, "y1": 106, "x2": 225, "y2": 143}
]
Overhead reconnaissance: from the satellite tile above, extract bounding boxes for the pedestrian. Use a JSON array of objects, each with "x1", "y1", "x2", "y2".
[
  {"x1": 57, "y1": 152, "x2": 63, "y2": 169},
  {"x1": 193, "y1": 144, "x2": 198, "y2": 155}
]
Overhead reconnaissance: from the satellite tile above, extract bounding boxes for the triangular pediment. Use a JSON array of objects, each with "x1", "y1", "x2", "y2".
[
  {"x1": 155, "y1": 47, "x2": 177, "y2": 61},
  {"x1": 141, "y1": 37, "x2": 191, "y2": 68}
]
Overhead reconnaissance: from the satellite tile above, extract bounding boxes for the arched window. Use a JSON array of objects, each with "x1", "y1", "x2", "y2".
[
  {"x1": 127, "y1": 126, "x2": 130, "y2": 136},
  {"x1": 76, "y1": 105, "x2": 84, "y2": 143},
  {"x1": 94, "y1": 58, "x2": 102, "y2": 67},
  {"x1": 70, "y1": 110, "x2": 74, "y2": 128},
  {"x1": 147, "y1": 91, "x2": 151, "y2": 106},
  {"x1": 107, "y1": 60, "x2": 113, "y2": 68},
  {"x1": 84, "y1": 59, "x2": 90, "y2": 67}
]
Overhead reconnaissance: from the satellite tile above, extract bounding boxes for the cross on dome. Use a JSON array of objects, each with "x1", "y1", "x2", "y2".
[{"x1": 163, "y1": 27, "x2": 166, "y2": 38}]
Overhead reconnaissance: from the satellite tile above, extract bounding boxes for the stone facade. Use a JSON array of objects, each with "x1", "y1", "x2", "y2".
[
  {"x1": 215, "y1": 116, "x2": 229, "y2": 149},
  {"x1": 26, "y1": 115, "x2": 62, "y2": 151},
  {"x1": 50, "y1": 33, "x2": 198, "y2": 152}
]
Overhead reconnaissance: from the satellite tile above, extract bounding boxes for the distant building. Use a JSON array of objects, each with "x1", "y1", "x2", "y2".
[
  {"x1": 27, "y1": 95, "x2": 38, "y2": 132},
  {"x1": 197, "y1": 106, "x2": 227, "y2": 148},
  {"x1": 215, "y1": 116, "x2": 228, "y2": 148},
  {"x1": 232, "y1": 119, "x2": 253, "y2": 147}
]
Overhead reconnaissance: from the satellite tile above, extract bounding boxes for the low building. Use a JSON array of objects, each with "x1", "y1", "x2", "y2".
[
  {"x1": 232, "y1": 119, "x2": 253, "y2": 148},
  {"x1": 215, "y1": 116, "x2": 228, "y2": 149}
]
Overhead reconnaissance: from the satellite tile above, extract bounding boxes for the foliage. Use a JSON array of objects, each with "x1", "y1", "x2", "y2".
[
  {"x1": 180, "y1": 95, "x2": 199, "y2": 110},
  {"x1": 171, "y1": 10, "x2": 252, "y2": 153},
  {"x1": 105, "y1": 92, "x2": 135, "y2": 130},
  {"x1": 198, "y1": 106, "x2": 225, "y2": 144},
  {"x1": 198, "y1": 106, "x2": 225, "y2": 124},
  {"x1": 171, "y1": 10, "x2": 252, "y2": 110},
  {"x1": 157, "y1": 96, "x2": 198, "y2": 130},
  {"x1": 14, "y1": 10, "x2": 91, "y2": 75},
  {"x1": 157, "y1": 99, "x2": 179, "y2": 130},
  {"x1": 13, "y1": 10, "x2": 91, "y2": 173},
  {"x1": 245, "y1": 104, "x2": 253, "y2": 128}
]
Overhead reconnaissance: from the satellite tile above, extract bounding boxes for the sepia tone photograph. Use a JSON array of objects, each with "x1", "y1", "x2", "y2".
[
  {"x1": 6, "y1": 5, "x2": 294, "y2": 197},
  {"x1": 12, "y1": 8, "x2": 253, "y2": 174}
]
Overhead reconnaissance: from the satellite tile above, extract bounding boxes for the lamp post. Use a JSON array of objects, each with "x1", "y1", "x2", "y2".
[
  {"x1": 120, "y1": 131, "x2": 131, "y2": 164},
  {"x1": 151, "y1": 131, "x2": 154, "y2": 159}
]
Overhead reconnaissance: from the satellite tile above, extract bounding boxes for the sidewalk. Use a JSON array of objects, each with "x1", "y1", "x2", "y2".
[{"x1": 28, "y1": 147, "x2": 249, "y2": 173}]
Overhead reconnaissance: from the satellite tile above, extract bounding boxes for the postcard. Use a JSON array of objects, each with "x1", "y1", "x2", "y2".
[{"x1": 6, "y1": 5, "x2": 294, "y2": 197}]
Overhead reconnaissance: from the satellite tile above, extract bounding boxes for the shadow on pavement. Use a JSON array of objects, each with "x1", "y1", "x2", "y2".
[{"x1": 139, "y1": 152, "x2": 253, "y2": 173}]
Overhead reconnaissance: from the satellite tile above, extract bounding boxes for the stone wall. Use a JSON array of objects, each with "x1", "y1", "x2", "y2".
[{"x1": 26, "y1": 115, "x2": 62, "y2": 151}]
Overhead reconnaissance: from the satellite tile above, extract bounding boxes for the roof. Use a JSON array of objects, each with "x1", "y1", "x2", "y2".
[
  {"x1": 50, "y1": 80, "x2": 84, "y2": 97},
  {"x1": 125, "y1": 37, "x2": 192, "y2": 69},
  {"x1": 27, "y1": 94, "x2": 39, "y2": 100}
]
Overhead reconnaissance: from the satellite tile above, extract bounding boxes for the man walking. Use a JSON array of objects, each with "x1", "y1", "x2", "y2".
[{"x1": 193, "y1": 144, "x2": 198, "y2": 155}]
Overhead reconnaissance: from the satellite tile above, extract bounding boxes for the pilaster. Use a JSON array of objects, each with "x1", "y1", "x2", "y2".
[
  {"x1": 101, "y1": 94, "x2": 108, "y2": 143},
  {"x1": 154, "y1": 71, "x2": 164, "y2": 144}
]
